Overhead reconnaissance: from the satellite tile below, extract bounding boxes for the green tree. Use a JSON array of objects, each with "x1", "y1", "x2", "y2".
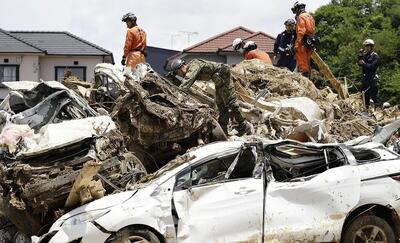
[{"x1": 314, "y1": 0, "x2": 400, "y2": 104}]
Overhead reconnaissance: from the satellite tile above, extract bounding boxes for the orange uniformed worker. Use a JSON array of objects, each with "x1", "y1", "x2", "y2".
[
  {"x1": 292, "y1": 1, "x2": 315, "y2": 77},
  {"x1": 121, "y1": 12, "x2": 147, "y2": 69},
  {"x1": 232, "y1": 38, "x2": 272, "y2": 65}
]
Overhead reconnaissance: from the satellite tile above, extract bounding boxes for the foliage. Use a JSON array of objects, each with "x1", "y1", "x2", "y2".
[{"x1": 314, "y1": 0, "x2": 400, "y2": 104}]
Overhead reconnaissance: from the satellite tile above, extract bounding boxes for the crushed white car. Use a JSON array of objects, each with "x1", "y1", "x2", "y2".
[{"x1": 33, "y1": 139, "x2": 400, "y2": 242}]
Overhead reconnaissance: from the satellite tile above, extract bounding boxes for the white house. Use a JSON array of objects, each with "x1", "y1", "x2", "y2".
[
  {"x1": 0, "y1": 29, "x2": 114, "y2": 98},
  {"x1": 170, "y1": 26, "x2": 276, "y2": 65}
]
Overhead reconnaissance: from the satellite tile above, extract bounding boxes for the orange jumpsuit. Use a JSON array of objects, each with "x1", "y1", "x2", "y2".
[
  {"x1": 245, "y1": 49, "x2": 272, "y2": 65},
  {"x1": 295, "y1": 12, "x2": 315, "y2": 74},
  {"x1": 123, "y1": 26, "x2": 147, "y2": 69}
]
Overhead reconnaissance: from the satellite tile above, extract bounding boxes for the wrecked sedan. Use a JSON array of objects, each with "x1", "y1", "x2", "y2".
[
  {"x1": 33, "y1": 139, "x2": 400, "y2": 242},
  {"x1": 0, "y1": 81, "x2": 145, "y2": 239},
  {"x1": 93, "y1": 63, "x2": 225, "y2": 172}
]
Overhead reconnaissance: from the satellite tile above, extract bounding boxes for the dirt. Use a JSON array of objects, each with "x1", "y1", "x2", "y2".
[
  {"x1": 232, "y1": 60, "x2": 322, "y2": 100},
  {"x1": 231, "y1": 59, "x2": 400, "y2": 143}
]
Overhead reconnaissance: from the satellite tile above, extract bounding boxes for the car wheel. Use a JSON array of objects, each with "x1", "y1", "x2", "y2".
[
  {"x1": 342, "y1": 215, "x2": 395, "y2": 243},
  {"x1": 13, "y1": 232, "x2": 30, "y2": 243},
  {"x1": 112, "y1": 227, "x2": 161, "y2": 243}
]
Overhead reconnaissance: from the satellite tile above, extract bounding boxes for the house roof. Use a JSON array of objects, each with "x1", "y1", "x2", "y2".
[
  {"x1": 0, "y1": 28, "x2": 44, "y2": 53},
  {"x1": 181, "y1": 26, "x2": 276, "y2": 55},
  {"x1": 183, "y1": 26, "x2": 255, "y2": 53},
  {"x1": 9, "y1": 31, "x2": 112, "y2": 56},
  {"x1": 220, "y1": 31, "x2": 276, "y2": 53}
]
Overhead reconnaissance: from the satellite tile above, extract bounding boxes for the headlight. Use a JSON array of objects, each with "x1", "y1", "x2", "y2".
[{"x1": 62, "y1": 209, "x2": 110, "y2": 226}]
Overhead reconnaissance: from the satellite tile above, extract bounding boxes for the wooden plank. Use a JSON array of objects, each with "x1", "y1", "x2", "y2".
[
  {"x1": 64, "y1": 160, "x2": 101, "y2": 208},
  {"x1": 234, "y1": 80, "x2": 276, "y2": 112},
  {"x1": 312, "y1": 52, "x2": 348, "y2": 99}
]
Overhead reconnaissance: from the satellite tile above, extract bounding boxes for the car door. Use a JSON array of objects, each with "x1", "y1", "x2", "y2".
[
  {"x1": 264, "y1": 166, "x2": 361, "y2": 242},
  {"x1": 172, "y1": 146, "x2": 264, "y2": 243}
]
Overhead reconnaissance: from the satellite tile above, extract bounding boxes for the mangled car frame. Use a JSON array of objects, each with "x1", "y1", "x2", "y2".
[
  {"x1": 0, "y1": 81, "x2": 144, "y2": 239},
  {"x1": 92, "y1": 63, "x2": 225, "y2": 172},
  {"x1": 34, "y1": 138, "x2": 400, "y2": 242}
]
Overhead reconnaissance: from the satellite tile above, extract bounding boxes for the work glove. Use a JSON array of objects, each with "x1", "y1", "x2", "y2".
[{"x1": 121, "y1": 57, "x2": 126, "y2": 66}]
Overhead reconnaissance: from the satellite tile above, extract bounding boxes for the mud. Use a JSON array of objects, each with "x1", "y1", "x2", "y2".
[
  {"x1": 231, "y1": 60, "x2": 400, "y2": 143},
  {"x1": 1, "y1": 61, "x2": 399, "y2": 238},
  {"x1": 232, "y1": 60, "x2": 322, "y2": 100}
]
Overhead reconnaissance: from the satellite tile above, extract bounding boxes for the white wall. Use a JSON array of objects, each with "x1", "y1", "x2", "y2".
[
  {"x1": 39, "y1": 56, "x2": 104, "y2": 82},
  {"x1": 0, "y1": 54, "x2": 40, "y2": 81}
]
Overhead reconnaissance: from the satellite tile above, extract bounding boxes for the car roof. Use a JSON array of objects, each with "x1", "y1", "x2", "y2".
[{"x1": 187, "y1": 141, "x2": 244, "y2": 164}]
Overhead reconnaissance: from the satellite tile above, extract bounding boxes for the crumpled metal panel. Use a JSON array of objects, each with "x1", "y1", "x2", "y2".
[
  {"x1": 265, "y1": 166, "x2": 361, "y2": 242},
  {"x1": 113, "y1": 67, "x2": 215, "y2": 146}
]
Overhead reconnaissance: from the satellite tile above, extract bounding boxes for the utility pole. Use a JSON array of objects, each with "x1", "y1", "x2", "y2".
[
  {"x1": 179, "y1": 31, "x2": 199, "y2": 47},
  {"x1": 170, "y1": 33, "x2": 181, "y2": 49}
]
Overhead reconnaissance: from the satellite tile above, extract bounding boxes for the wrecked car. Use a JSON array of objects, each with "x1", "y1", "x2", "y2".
[
  {"x1": 93, "y1": 63, "x2": 226, "y2": 172},
  {"x1": 33, "y1": 139, "x2": 400, "y2": 242},
  {"x1": 0, "y1": 81, "x2": 144, "y2": 239}
]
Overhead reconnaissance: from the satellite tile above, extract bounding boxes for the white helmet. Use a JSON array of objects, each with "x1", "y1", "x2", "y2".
[
  {"x1": 232, "y1": 38, "x2": 244, "y2": 51},
  {"x1": 244, "y1": 41, "x2": 257, "y2": 51},
  {"x1": 363, "y1": 39, "x2": 375, "y2": 46},
  {"x1": 383, "y1": 102, "x2": 391, "y2": 108}
]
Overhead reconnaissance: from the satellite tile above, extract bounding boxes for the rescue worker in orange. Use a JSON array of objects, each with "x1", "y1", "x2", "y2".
[
  {"x1": 292, "y1": 1, "x2": 315, "y2": 77},
  {"x1": 121, "y1": 12, "x2": 147, "y2": 69},
  {"x1": 232, "y1": 38, "x2": 272, "y2": 65}
]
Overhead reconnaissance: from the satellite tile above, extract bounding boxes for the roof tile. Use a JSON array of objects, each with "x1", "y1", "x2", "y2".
[
  {"x1": 183, "y1": 26, "x2": 255, "y2": 53},
  {"x1": 10, "y1": 31, "x2": 112, "y2": 56},
  {"x1": 221, "y1": 31, "x2": 276, "y2": 53},
  {"x1": 0, "y1": 29, "x2": 43, "y2": 53}
]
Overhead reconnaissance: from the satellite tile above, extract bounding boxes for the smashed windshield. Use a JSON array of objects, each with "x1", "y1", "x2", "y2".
[{"x1": 136, "y1": 153, "x2": 196, "y2": 185}]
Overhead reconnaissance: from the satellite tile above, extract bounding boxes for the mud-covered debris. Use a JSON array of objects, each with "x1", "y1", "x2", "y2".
[
  {"x1": 232, "y1": 60, "x2": 322, "y2": 100},
  {"x1": 229, "y1": 59, "x2": 400, "y2": 143},
  {"x1": 94, "y1": 64, "x2": 225, "y2": 172},
  {"x1": 0, "y1": 81, "x2": 146, "y2": 237}
]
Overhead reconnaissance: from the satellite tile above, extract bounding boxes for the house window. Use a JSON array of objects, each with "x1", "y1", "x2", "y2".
[
  {"x1": 0, "y1": 65, "x2": 19, "y2": 82},
  {"x1": 55, "y1": 66, "x2": 86, "y2": 81}
]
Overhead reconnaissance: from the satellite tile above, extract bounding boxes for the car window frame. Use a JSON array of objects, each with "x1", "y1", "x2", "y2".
[
  {"x1": 173, "y1": 146, "x2": 260, "y2": 191},
  {"x1": 265, "y1": 142, "x2": 349, "y2": 183}
]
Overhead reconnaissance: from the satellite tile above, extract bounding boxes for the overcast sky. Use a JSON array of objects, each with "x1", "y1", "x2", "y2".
[{"x1": 2, "y1": 0, "x2": 330, "y2": 62}]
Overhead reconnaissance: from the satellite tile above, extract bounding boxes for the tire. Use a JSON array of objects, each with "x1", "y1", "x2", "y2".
[
  {"x1": 342, "y1": 215, "x2": 395, "y2": 243},
  {"x1": 112, "y1": 227, "x2": 161, "y2": 243},
  {"x1": 0, "y1": 213, "x2": 17, "y2": 243},
  {"x1": 13, "y1": 232, "x2": 30, "y2": 243}
]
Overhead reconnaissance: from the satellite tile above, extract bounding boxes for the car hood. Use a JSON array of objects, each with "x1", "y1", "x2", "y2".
[{"x1": 57, "y1": 190, "x2": 137, "y2": 222}]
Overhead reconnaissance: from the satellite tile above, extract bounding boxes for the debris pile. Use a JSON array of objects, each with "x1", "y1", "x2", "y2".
[
  {"x1": 93, "y1": 64, "x2": 225, "y2": 172},
  {"x1": 0, "y1": 60, "x2": 399, "y2": 239},
  {"x1": 0, "y1": 81, "x2": 144, "y2": 237},
  {"x1": 228, "y1": 59, "x2": 400, "y2": 143},
  {"x1": 232, "y1": 60, "x2": 322, "y2": 100}
]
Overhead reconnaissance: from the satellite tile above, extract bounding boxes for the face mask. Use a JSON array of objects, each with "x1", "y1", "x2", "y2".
[{"x1": 238, "y1": 48, "x2": 244, "y2": 54}]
